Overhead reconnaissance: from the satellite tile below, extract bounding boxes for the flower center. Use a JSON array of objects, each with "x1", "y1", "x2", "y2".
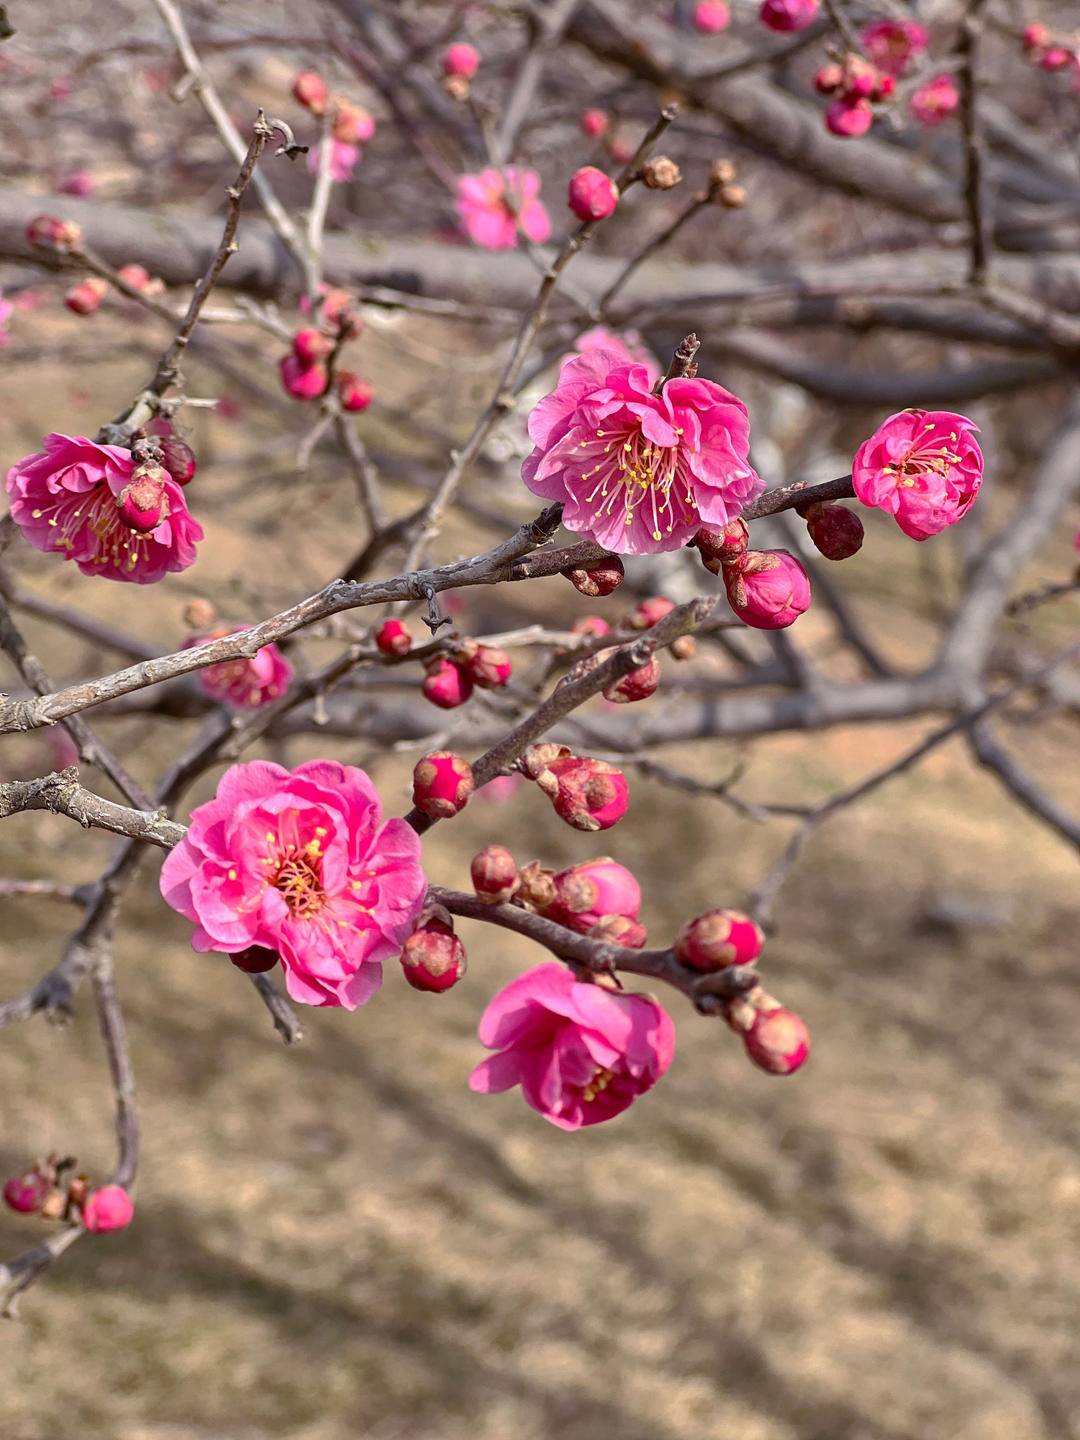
[
  {"x1": 581, "y1": 1066, "x2": 615, "y2": 1103},
  {"x1": 579, "y1": 423, "x2": 692, "y2": 542},
  {"x1": 886, "y1": 424, "x2": 962, "y2": 488},
  {"x1": 270, "y1": 832, "x2": 327, "y2": 916}
]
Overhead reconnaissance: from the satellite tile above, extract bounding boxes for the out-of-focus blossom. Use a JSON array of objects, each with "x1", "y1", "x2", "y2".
[{"x1": 455, "y1": 167, "x2": 551, "y2": 250}]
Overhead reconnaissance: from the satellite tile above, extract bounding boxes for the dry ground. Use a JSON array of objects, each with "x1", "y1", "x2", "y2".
[{"x1": 0, "y1": 316, "x2": 1078, "y2": 1440}]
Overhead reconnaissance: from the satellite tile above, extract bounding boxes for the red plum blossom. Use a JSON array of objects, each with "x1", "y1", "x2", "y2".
[{"x1": 852, "y1": 408, "x2": 983, "y2": 540}]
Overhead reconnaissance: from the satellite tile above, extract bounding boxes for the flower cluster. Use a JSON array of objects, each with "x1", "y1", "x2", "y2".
[
  {"x1": 5, "y1": 433, "x2": 202, "y2": 583},
  {"x1": 280, "y1": 286, "x2": 371, "y2": 408},
  {"x1": 3, "y1": 1153, "x2": 134, "y2": 1233},
  {"x1": 1021, "y1": 23, "x2": 1080, "y2": 79},
  {"x1": 292, "y1": 70, "x2": 375, "y2": 182}
]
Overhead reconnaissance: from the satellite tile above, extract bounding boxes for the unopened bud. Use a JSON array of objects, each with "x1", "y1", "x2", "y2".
[
  {"x1": 375, "y1": 618, "x2": 412, "y2": 657},
  {"x1": 229, "y1": 946, "x2": 279, "y2": 974},
  {"x1": 26, "y1": 214, "x2": 81, "y2": 250},
  {"x1": 670, "y1": 635, "x2": 697, "y2": 660},
  {"x1": 279, "y1": 353, "x2": 328, "y2": 401},
  {"x1": 400, "y1": 917, "x2": 467, "y2": 992},
  {"x1": 116, "y1": 462, "x2": 169, "y2": 533},
  {"x1": 442, "y1": 42, "x2": 480, "y2": 78},
  {"x1": 725, "y1": 549, "x2": 811, "y2": 629},
  {"x1": 693, "y1": 518, "x2": 749, "y2": 572},
  {"x1": 563, "y1": 555, "x2": 624, "y2": 596},
  {"x1": 412, "y1": 751, "x2": 474, "y2": 819},
  {"x1": 183, "y1": 598, "x2": 217, "y2": 631},
  {"x1": 293, "y1": 327, "x2": 333, "y2": 366},
  {"x1": 675, "y1": 908, "x2": 764, "y2": 970},
  {"x1": 603, "y1": 653, "x2": 661, "y2": 704},
  {"x1": 718, "y1": 184, "x2": 746, "y2": 208},
  {"x1": 628, "y1": 595, "x2": 675, "y2": 629},
  {"x1": 709, "y1": 158, "x2": 737, "y2": 187},
  {"x1": 532, "y1": 752, "x2": 629, "y2": 832},
  {"x1": 159, "y1": 435, "x2": 196, "y2": 486},
  {"x1": 64, "y1": 277, "x2": 107, "y2": 315},
  {"x1": 462, "y1": 643, "x2": 512, "y2": 689},
  {"x1": 3, "y1": 1168, "x2": 50, "y2": 1215},
  {"x1": 292, "y1": 70, "x2": 329, "y2": 114},
  {"x1": 422, "y1": 658, "x2": 473, "y2": 710},
  {"x1": 589, "y1": 913, "x2": 648, "y2": 948},
  {"x1": 337, "y1": 372, "x2": 373, "y2": 413},
  {"x1": 572, "y1": 615, "x2": 611, "y2": 639},
  {"x1": 470, "y1": 845, "x2": 519, "y2": 903},
  {"x1": 568, "y1": 165, "x2": 620, "y2": 222},
  {"x1": 516, "y1": 860, "x2": 556, "y2": 911},
  {"x1": 803, "y1": 501, "x2": 864, "y2": 560},
  {"x1": 82, "y1": 1183, "x2": 135, "y2": 1232},
  {"x1": 743, "y1": 1007, "x2": 810, "y2": 1076},
  {"x1": 641, "y1": 156, "x2": 682, "y2": 190}
]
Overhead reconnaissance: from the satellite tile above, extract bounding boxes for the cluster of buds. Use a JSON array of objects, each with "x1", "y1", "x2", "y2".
[
  {"x1": 692, "y1": 521, "x2": 811, "y2": 629},
  {"x1": 707, "y1": 158, "x2": 746, "y2": 209},
  {"x1": 441, "y1": 41, "x2": 481, "y2": 100},
  {"x1": 513, "y1": 856, "x2": 647, "y2": 948},
  {"x1": 814, "y1": 55, "x2": 895, "y2": 139},
  {"x1": 3, "y1": 1154, "x2": 134, "y2": 1232},
  {"x1": 674, "y1": 907, "x2": 809, "y2": 1075},
  {"x1": 116, "y1": 262, "x2": 165, "y2": 298},
  {"x1": 1021, "y1": 23, "x2": 1080, "y2": 75},
  {"x1": 399, "y1": 906, "x2": 467, "y2": 992},
  {"x1": 282, "y1": 285, "x2": 369, "y2": 405},
  {"x1": 801, "y1": 500, "x2": 864, "y2": 560},
  {"x1": 421, "y1": 642, "x2": 512, "y2": 710},
  {"x1": 519, "y1": 743, "x2": 629, "y2": 832},
  {"x1": 568, "y1": 165, "x2": 620, "y2": 222}
]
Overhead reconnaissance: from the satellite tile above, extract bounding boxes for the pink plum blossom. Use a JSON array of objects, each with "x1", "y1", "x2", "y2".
[
  {"x1": 187, "y1": 627, "x2": 294, "y2": 709},
  {"x1": 860, "y1": 19, "x2": 930, "y2": 77},
  {"x1": 468, "y1": 963, "x2": 675, "y2": 1129},
  {"x1": 160, "y1": 760, "x2": 428, "y2": 1009},
  {"x1": 910, "y1": 73, "x2": 960, "y2": 127},
  {"x1": 5, "y1": 433, "x2": 202, "y2": 583},
  {"x1": 455, "y1": 167, "x2": 551, "y2": 250},
  {"x1": 522, "y1": 347, "x2": 763, "y2": 554},
  {"x1": 307, "y1": 140, "x2": 361, "y2": 182},
  {"x1": 852, "y1": 408, "x2": 983, "y2": 540}
]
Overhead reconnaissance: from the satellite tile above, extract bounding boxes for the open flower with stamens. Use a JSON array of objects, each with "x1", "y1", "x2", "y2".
[
  {"x1": 185, "y1": 626, "x2": 294, "y2": 710},
  {"x1": 852, "y1": 409, "x2": 983, "y2": 540},
  {"x1": 455, "y1": 166, "x2": 551, "y2": 250},
  {"x1": 522, "y1": 349, "x2": 763, "y2": 554},
  {"x1": 469, "y1": 963, "x2": 675, "y2": 1129},
  {"x1": 5, "y1": 433, "x2": 202, "y2": 583},
  {"x1": 160, "y1": 761, "x2": 427, "y2": 1009}
]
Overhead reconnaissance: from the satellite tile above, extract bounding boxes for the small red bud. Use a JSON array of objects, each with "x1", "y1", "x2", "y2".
[
  {"x1": 159, "y1": 435, "x2": 196, "y2": 486},
  {"x1": 463, "y1": 644, "x2": 512, "y2": 689},
  {"x1": 1022, "y1": 22, "x2": 1048, "y2": 50},
  {"x1": 116, "y1": 462, "x2": 169, "y2": 533},
  {"x1": 82, "y1": 1183, "x2": 135, "y2": 1232},
  {"x1": 568, "y1": 165, "x2": 620, "y2": 222},
  {"x1": 332, "y1": 100, "x2": 375, "y2": 145},
  {"x1": 375, "y1": 618, "x2": 412, "y2": 656},
  {"x1": 400, "y1": 917, "x2": 467, "y2": 992},
  {"x1": 629, "y1": 595, "x2": 675, "y2": 630},
  {"x1": 603, "y1": 653, "x2": 661, "y2": 703},
  {"x1": 412, "y1": 751, "x2": 475, "y2": 819},
  {"x1": 693, "y1": 518, "x2": 749, "y2": 572},
  {"x1": 64, "y1": 277, "x2": 107, "y2": 315},
  {"x1": 470, "y1": 845, "x2": 519, "y2": 903},
  {"x1": 116, "y1": 263, "x2": 155, "y2": 293},
  {"x1": 442, "y1": 42, "x2": 480, "y2": 78},
  {"x1": 532, "y1": 752, "x2": 629, "y2": 831},
  {"x1": 675, "y1": 908, "x2": 764, "y2": 970},
  {"x1": 581, "y1": 108, "x2": 609, "y2": 138},
  {"x1": 3, "y1": 1169, "x2": 50, "y2": 1215},
  {"x1": 670, "y1": 635, "x2": 697, "y2": 660},
  {"x1": 813, "y1": 62, "x2": 845, "y2": 95},
  {"x1": 26, "y1": 214, "x2": 81, "y2": 250},
  {"x1": 563, "y1": 555, "x2": 624, "y2": 596},
  {"x1": 588, "y1": 914, "x2": 648, "y2": 948},
  {"x1": 743, "y1": 1007, "x2": 810, "y2": 1076},
  {"x1": 804, "y1": 502, "x2": 864, "y2": 560},
  {"x1": 572, "y1": 615, "x2": 611, "y2": 639},
  {"x1": 280, "y1": 353, "x2": 328, "y2": 401},
  {"x1": 422, "y1": 658, "x2": 473, "y2": 709},
  {"x1": 292, "y1": 70, "x2": 329, "y2": 114},
  {"x1": 293, "y1": 328, "x2": 333, "y2": 366},
  {"x1": 337, "y1": 372, "x2": 373, "y2": 413},
  {"x1": 725, "y1": 549, "x2": 811, "y2": 629}
]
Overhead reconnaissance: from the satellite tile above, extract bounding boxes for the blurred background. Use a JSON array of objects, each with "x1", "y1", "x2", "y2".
[{"x1": 1, "y1": 2, "x2": 1079, "y2": 1438}]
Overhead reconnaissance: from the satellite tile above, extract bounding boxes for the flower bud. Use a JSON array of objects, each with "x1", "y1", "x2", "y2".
[
  {"x1": 568, "y1": 165, "x2": 620, "y2": 221},
  {"x1": 470, "y1": 845, "x2": 519, "y2": 903},
  {"x1": 670, "y1": 635, "x2": 697, "y2": 660},
  {"x1": 743, "y1": 1007, "x2": 810, "y2": 1075},
  {"x1": 709, "y1": 158, "x2": 737, "y2": 187},
  {"x1": 422, "y1": 658, "x2": 473, "y2": 709},
  {"x1": 400, "y1": 918, "x2": 467, "y2": 992},
  {"x1": 337, "y1": 372, "x2": 374, "y2": 412},
  {"x1": 563, "y1": 555, "x2": 624, "y2": 596},
  {"x1": 462, "y1": 643, "x2": 512, "y2": 689},
  {"x1": 572, "y1": 615, "x2": 611, "y2": 639},
  {"x1": 442, "y1": 42, "x2": 480, "y2": 78},
  {"x1": 292, "y1": 70, "x2": 329, "y2": 114},
  {"x1": 64, "y1": 277, "x2": 107, "y2": 315},
  {"x1": 229, "y1": 946, "x2": 279, "y2": 974},
  {"x1": 825, "y1": 97, "x2": 874, "y2": 138},
  {"x1": 293, "y1": 327, "x2": 333, "y2": 366},
  {"x1": 116, "y1": 462, "x2": 169, "y2": 533},
  {"x1": 628, "y1": 595, "x2": 675, "y2": 629},
  {"x1": 375, "y1": 618, "x2": 412, "y2": 656},
  {"x1": 588, "y1": 914, "x2": 648, "y2": 948},
  {"x1": 1022, "y1": 22, "x2": 1049, "y2": 50},
  {"x1": 116, "y1": 263, "x2": 154, "y2": 292},
  {"x1": 1040, "y1": 47, "x2": 1072, "y2": 71},
  {"x1": 718, "y1": 184, "x2": 746, "y2": 208},
  {"x1": 693, "y1": 518, "x2": 749, "y2": 572},
  {"x1": 725, "y1": 549, "x2": 811, "y2": 629},
  {"x1": 159, "y1": 435, "x2": 196, "y2": 486},
  {"x1": 316, "y1": 287, "x2": 363, "y2": 338},
  {"x1": 581, "y1": 108, "x2": 609, "y2": 138},
  {"x1": 443, "y1": 73, "x2": 471, "y2": 101},
  {"x1": 607, "y1": 137, "x2": 635, "y2": 165},
  {"x1": 693, "y1": 1, "x2": 731, "y2": 32},
  {"x1": 603, "y1": 653, "x2": 661, "y2": 703},
  {"x1": 40, "y1": 1188, "x2": 68, "y2": 1221},
  {"x1": 333, "y1": 100, "x2": 375, "y2": 144},
  {"x1": 412, "y1": 750, "x2": 475, "y2": 819},
  {"x1": 183, "y1": 598, "x2": 217, "y2": 631},
  {"x1": 517, "y1": 860, "x2": 556, "y2": 911},
  {"x1": 550, "y1": 858, "x2": 641, "y2": 931},
  {"x1": 759, "y1": 0, "x2": 820, "y2": 32},
  {"x1": 82, "y1": 1183, "x2": 135, "y2": 1233},
  {"x1": 641, "y1": 156, "x2": 682, "y2": 190},
  {"x1": 533, "y1": 753, "x2": 629, "y2": 832},
  {"x1": 843, "y1": 57, "x2": 879, "y2": 98},
  {"x1": 279, "y1": 353, "x2": 328, "y2": 401},
  {"x1": 813, "y1": 62, "x2": 845, "y2": 94},
  {"x1": 804, "y1": 501, "x2": 864, "y2": 560},
  {"x1": 3, "y1": 1168, "x2": 49, "y2": 1214},
  {"x1": 26, "y1": 213, "x2": 81, "y2": 250},
  {"x1": 675, "y1": 908, "x2": 764, "y2": 970}
]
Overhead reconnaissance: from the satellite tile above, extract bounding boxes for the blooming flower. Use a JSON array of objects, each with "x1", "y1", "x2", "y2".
[
  {"x1": 860, "y1": 20, "x2": 930, "y2": 77},
  {"x1": 455, "y1": 167, "x2": 551, "y2": 250},
  {"x1": 910, "y1": 73, "x2": 960, "y2": 127},
  {"x1": 307, "y1": 140, "x2": 361, "y2": 182},
  {"x1": 160, "y1": 760, "x2": 427, "y2": 1009},
  {"x1": 522, "y1": 348, "x2": 763, "y2": 554},
  {"x1": 852, "y1": 408, "x2": 983, "y2": 540},
  {"x1": 5, "y1": 433, "x2": 202, "y2": 583},
  {"x1": 468, "y1": 963, "x2": 675, "y2": 1129},
  {"x1": 187, "y1": 627, "x2": 294, "y2": 709}
]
